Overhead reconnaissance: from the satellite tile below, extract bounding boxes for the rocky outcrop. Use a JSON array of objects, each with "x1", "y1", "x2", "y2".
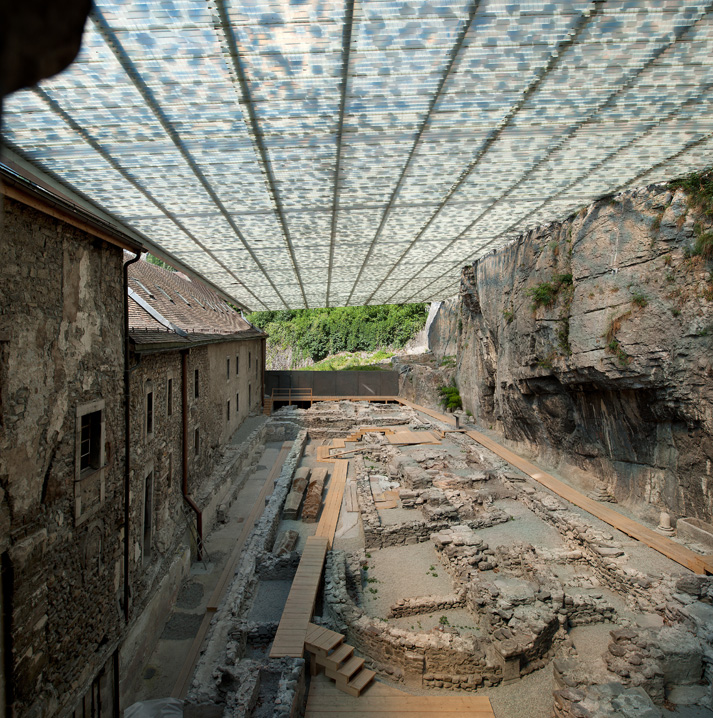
[{"x1": 431, "y1": 183, "x2": 713, "y2": 525}]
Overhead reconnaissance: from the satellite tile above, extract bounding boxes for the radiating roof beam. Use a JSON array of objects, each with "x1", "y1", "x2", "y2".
[
  {"x1": 385, "y1": 3, "x2": 713, "y2": 304},
  {"x1": 344, "y1": 0, "x2": 482, "y2": 307},
  {"x1": 408, "y1": 85, "x2": 713, "y2": 305},
  {"x1": 362, "y1": 0, "x2": 605, "y2": 306},
  {"x1": 89, "y1": 6, "x2": 290, "y2": 309},
  {"x1": 326, "y1": 0, "x2": 356, "y2": 308},
  {"x1": 29, "y1": 87, "x2": 267, "y2": 311},
  {"x1": 212, "y1": 0, "x2": 310, "y2": 309}
]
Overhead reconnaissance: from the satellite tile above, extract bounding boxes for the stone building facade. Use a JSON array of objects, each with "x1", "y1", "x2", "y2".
[
  {"x1": 120, "y1": 259, "x2": 266, "y2": 697},
  {"x1": 1, "y1": 171, "x2": 267, "y2": 716},
  {"x1": 0, "y1": 186, "x2": 139, "y2": 716}
]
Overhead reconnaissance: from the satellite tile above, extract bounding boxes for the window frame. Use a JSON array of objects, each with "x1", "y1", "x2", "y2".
[{"x1": 74, "y1": 399, "x2": 106, "y2": 526}]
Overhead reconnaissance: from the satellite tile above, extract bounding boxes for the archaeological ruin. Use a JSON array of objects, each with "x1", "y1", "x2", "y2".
[{"x1": 2, "y1": 1, "x2": 713, "y2": 717}]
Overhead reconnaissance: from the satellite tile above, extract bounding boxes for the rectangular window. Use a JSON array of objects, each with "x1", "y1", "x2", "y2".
[
  {"x1": 248, "y1": 351, "x2": 251, "y2": 369},
  {"x1": 80, "y1": 410, "x2": 102, "y2": 472},
  {"x1": 167, "y1": 378, "x2": 173, "y2": 417},
  {"x1": 226, "y1": 399, "x2": 230, "y2": 421},
  {"x1": 143, "y1": 471, "x2": 153, "y2": 563},
  {"x1": 236, "y1": 392, "x2": 239, "y2": 413},
  {"x1": 226, "y1": 357, "x2": 230, "y2": 380},
  {"x1": 248, "y1": 384, "x2": 251, "y2": 407},
  {"x1": 194, "y1": 368, "x2": 199, "y2": 399},
  {"x1": 236, "y1": 355, "x2": 239, "y2": 375},
  {"x1": 146, "y1": 390, "x2": 154, "y2": 437},
  {"x1": 194, "y1": 428, "x2": 200, "y2": 455}
]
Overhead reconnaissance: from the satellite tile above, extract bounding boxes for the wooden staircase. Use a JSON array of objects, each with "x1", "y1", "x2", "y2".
[
  {"x1": 305, "y1": 623, "x2": 375, "y2": 697},
  {"x1": 263, "y1": 397, "x2": 272, "y2": 416}
]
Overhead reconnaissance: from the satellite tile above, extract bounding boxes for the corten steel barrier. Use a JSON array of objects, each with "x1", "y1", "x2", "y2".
[{"x1": 265, "y1": 370, "x2": 399, "y2": 399}]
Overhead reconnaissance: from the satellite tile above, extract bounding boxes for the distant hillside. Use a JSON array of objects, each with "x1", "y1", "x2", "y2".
[{"x1": 247, "y1": 304, "x2": 428, "y2": 370}]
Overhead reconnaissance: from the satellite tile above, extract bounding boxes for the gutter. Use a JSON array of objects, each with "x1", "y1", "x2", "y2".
[
  {"x1": 181, "y1": 350, "x2": 203, "y2": 560},
  {"x1": 1, "y1": 164, "x2": 143, "y2": 254},
  {"x1": 123, "y1": 251, "x2": 142, "y2": 622}
]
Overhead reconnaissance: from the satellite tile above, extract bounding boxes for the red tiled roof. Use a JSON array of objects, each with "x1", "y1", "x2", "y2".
[{"x1": 126, "y1": 255, "x2": 266, "y2": 349}]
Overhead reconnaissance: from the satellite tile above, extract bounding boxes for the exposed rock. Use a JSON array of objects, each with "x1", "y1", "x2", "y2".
[{"x1": 429, "y1": 183, "x2": 713, "y2": 525}]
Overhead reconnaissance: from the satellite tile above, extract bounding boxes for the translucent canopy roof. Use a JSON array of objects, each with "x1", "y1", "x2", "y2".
[{"x1": 4, "y1": 0, "x2": 713, "y2": 310}]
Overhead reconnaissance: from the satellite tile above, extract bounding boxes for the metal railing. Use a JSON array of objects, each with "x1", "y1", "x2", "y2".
[{"x1": 271, "y1": 387, "x2": 313, "y2": 404}]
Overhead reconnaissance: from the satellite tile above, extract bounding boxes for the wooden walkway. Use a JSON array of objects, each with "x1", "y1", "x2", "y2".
[
  {"x1": 305, "y1": 673, "x2": 495, "y2": 717},
  {"x1": 316, "y1": 459, "x2": 349, "y2": 548},
  {"x1": 387, "y1": 429, "x2": 441, "y2": 446},
  {"x1": 465, "y1": 428, "x2": 713, "y2": 576},
  {"x1": 270, "y1": 535, "x2": 329, "y2": 658}
]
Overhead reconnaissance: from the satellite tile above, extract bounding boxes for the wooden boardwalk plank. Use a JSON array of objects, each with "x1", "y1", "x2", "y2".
[
  {"x1": 269, "y1": 535, "x2": 329, "y2": 658},
  {"x1": 306, "y1": 674, "x2": 494, "y2": 717},
  {"x1": 316, "y1": 460, "x2": 349, "y2": 548}
]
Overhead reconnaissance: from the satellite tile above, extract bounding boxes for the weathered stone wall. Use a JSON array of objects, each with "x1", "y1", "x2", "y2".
[
  {"x1": 0, "y1": 197, "x2": 125, "y2": 715},
  {"x1": 323, "y1": 552, "x2": 503, "y2": 690},
  {"x1": 121, "y1": 352, "x2": 267, "y2": 705},
  {"x1": 430, "y1": 184, "x2": 713, "y2": 525},
  {"x1": 128, "y1": 334, "x2": 264, "y2": 586}
]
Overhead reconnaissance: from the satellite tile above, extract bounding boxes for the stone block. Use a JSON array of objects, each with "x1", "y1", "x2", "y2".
[
  {"x1": 656, "y1": 625, "x2": 702, "y2": 686},
  {"x1": 302, "y1": 467, "x2": 328, "y2": 523}
]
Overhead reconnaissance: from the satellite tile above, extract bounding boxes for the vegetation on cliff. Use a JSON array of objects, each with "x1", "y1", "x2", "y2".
[{"x1": 248, "y1": 304, "x2": 428, "y2": 366}]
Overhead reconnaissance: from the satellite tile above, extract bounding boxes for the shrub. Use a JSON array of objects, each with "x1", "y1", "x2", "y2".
[
  {"x1": 527, "y1": 273, "x2": 573, "y2": 310},
  {"x1": 503, "y1": 307, "x2": 514, "y2": 323},
  {"x1": 669, "y1": 169, "x2": 713, "y2": 219},
  {"x1": 631, "y1": 290, "x2": 648, "y2": 308},
  {"x1": 438, "y1": 382, "x2": 462, "y2": 411},
  {"x1": 692, "y1": 228, "x2": 713, "y2": 259}
]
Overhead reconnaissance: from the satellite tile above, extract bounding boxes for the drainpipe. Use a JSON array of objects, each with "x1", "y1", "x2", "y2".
[
  {"x1": 123, "y1": 251, "x2": 142, "y2": 622},
  {"x1": 181, "y1": 350, "x2": 203, "y2": 560},
  {"x1": 261, "y1": 337, "x2": 266, "y2": 409}
]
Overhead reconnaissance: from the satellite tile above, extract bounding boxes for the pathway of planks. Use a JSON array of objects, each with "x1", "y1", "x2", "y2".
[
  {"x1": 271, "y1": 438, "x2": 354, "y2": 658},
  {"x1": 315, "y1": 459, "x2": 349, "y2": 548},
  {"x1": 305, "y1": 673, "x2": 495, "y2": 717},
  {"x1": 269, "y1": 534, "x2": 329, "y2": 658}
]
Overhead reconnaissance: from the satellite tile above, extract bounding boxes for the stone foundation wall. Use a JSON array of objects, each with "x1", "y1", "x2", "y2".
[
  {"x1": 324, "y1": 551, "x2": 503, "y2": 690},
  {"x1": 188, "y1": 431, "x2": 308, "y2": 704}
]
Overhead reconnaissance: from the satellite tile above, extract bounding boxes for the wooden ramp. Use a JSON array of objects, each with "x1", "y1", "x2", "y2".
[
  {"x1": 316, "y1": 459, "x2": 349, "y2": 548},
  {"x1": 466, "y1": 428, "x2": 713, "y2": 576},
  {"x1": 269, "y1": 535, "x2": 329, "y2": 658},
  {"x1": 386, "y1": 429, "x2": 441, "y2": 446},
  {"x1": 306, "y1": 673, "x2": 495, "y2": 717}
]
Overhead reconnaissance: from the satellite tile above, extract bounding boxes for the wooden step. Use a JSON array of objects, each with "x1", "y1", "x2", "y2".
[
  {"x1": 323, "y1": 642, "x2": 353, "y2": 670},
  {"x1": 305, "y1": 625, "x2": 344, "y2": 654},
  {"x1": 336, "y1": 655, "x2": 364, "y2": 680},
  {"x1": 344, "y1": 667, "x2": 375, "y2": 697}
]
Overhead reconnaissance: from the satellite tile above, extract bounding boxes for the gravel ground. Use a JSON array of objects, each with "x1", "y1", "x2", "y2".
[
  {"x1": 480, "y1": 498, "x2": 566, "y2": 549},
  {"x1": 248, "y1": 580, "x2": 292, "y2": 622},
  {"x1": 360, "y1": 542, "x2": 454, "y2": 618}
]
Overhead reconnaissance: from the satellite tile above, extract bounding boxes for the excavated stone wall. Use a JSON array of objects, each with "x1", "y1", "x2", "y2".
[{"x1": 430, "y1": 184, "x2": 713, "y2": 525}]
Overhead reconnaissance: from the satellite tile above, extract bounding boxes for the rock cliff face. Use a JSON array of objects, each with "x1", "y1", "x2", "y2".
[{"x1": 431, "y1": 183, "x2": 713, "y2": 525}]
